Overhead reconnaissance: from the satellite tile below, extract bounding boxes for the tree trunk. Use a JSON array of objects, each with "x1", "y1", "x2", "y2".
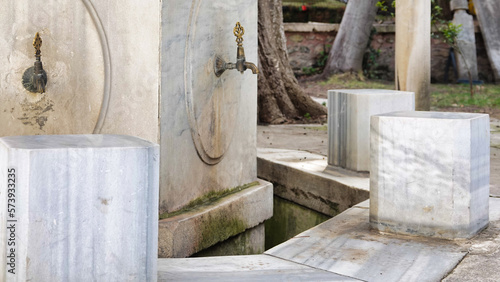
[
  {"x1": 472, "y1": 0, "x2": 500, "y2": 83},
  {"x1": 321, "y1": 0, "x2": 379, "y2": 77},
  {"x1": 258, "y1": 0, "x2": 326, "y2": 124}
]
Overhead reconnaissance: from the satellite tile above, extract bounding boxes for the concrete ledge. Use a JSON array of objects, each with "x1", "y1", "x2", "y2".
[
  {"x1": 284, "y1": 22, "x2": 340, "y2": 33},
  {"x1": 158, "y1": 179, "x2": 273, "y2": 258},
  {"x1": 257, "y1": 148, "x2": 369, "y2": 216}
]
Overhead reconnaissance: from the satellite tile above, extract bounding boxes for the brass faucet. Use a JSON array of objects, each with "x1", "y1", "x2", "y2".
[
  {"x1": 214, "y1": 22, "x2": 259, "y2": 77},
  {"x1": 22, "y1": 32, "x2": 47, "y2": 93}
]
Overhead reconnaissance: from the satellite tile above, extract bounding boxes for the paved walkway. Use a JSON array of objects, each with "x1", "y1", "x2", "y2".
[{"x1": 158, "y1": 117, "x2": 500, "y2": 281}]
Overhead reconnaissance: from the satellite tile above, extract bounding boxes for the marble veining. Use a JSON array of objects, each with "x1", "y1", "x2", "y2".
[
  {"x1": 0, "y1": 134, "x2": 159, "y2": 281},
  {"x1": 370, "y1": 111, "x2": 490, "y2": 239},
  {"x1": 160, "y1": 0, "x2": 258, "y2": 213},
  {"x1": 328, "y1": 89, "x2": 414, "y2": 172}
]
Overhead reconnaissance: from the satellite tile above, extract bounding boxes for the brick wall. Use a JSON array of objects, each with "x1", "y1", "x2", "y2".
[{"x1": 285, "y1": 22, "x2": 493, "y2": 82}]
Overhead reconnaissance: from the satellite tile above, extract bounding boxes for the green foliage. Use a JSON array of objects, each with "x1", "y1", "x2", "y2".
[
  {"x1": 430, "y1": 0, "x2": 443, "y2": 25},
  {"x1": 430, "y1": 0, "x2": 473, "y2": 97},
  {"x1": 441, "y1": 22, "x2": 462, "y2": 46},
  {"x1": 302, "y1": 67, "x2": 321, "y2": 75},
  {"x1": 317, "y1": 48, "x2": 330, "y2": 68},
  {"x1": 301, "y1": 44, "x2": 330, "y2": 76},
  {"x1": 362, "y1": 28, "x2": 382, "y2": 79},
  {"x1": 376, "y1": 0, "x2": 395, "y2": 17},
  {"x1": 282, "y1": 1, "x2": 346, "y2": 23},
  {"x1": 304, "y1": 112, "x2": 312, "y2": 119}
]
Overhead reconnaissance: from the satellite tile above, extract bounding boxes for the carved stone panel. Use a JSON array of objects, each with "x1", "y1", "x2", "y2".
[
  {"x1": 0, "y1": 0, "x2": 159, "y2": 142},
  {"x1": 161, "y1": 0, "x2": 258, "y2": 213}
]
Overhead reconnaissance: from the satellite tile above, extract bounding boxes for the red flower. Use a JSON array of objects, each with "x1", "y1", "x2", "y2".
[{"x1": 301, "y1": 5, "x2": 307, "y2": 11}]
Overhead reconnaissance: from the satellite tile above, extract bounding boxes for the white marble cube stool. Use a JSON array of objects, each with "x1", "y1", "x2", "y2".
[
  {"x1": 370, "y1": 111, "x2": 490, "y2": 239},
  {"x1": 328, "y1": 89, "x2": 415, "y2": 172},
  {"x1": 0, "y1": 135, "x2": 159, "y2": 281}
]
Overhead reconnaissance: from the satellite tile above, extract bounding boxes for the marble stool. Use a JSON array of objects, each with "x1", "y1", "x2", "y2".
[
  {"x1": 370, "y1": 111, "x2": 490, "y2": 239},
  {"x1": 328, "y1": 89, "x2": 415, "y2": 172}
]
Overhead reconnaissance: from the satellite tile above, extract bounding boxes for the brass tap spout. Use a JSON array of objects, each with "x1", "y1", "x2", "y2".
[
  {"x1": 244, "y1": 62, "x2": 259, "y2": 75},
  {"x1": 214, "y1": 22, "x2": 259, "y2": 77}
]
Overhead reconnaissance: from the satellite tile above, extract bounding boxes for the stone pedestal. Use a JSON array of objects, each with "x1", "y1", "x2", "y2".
[
  {"x1": 370, "y1": 111, "x2": 490, "y2": 239},
  {"x1": 0, "y1": 135, "x2": 159, "y2": 281},
  {"x1": 328, "y1": 89, "x2": 414, "y2": 172}
]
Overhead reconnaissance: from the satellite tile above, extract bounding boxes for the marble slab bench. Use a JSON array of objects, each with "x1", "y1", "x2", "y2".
[
  {"x1": 0, "y1": 135, "x2": 159, "y2": 281},
  {"x1": 370, "y1": 111, "x2": 490, "y2": 239},
  {"x1": 328, "y1": 89, "x2": 415, "y2": 172}
]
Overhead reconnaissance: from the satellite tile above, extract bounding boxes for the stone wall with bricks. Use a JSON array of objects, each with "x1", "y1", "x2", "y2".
[{"x1": 285, "y1": 22, "x2": 493, "y2": 82}]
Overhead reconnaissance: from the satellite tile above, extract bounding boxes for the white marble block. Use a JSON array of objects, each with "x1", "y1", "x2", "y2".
[
  {"x1": 0, "y1": 135, "x2": 159, "y2": 281},
  {"x1": 328, "y1": 89, "x2": 415, "y2": 172},
  {"x1": 370, "y1": 111, "x2": 490, "y2": 239}
]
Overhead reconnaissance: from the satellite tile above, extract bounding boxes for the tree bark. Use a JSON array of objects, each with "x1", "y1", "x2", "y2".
[
  {"x1": 258, "y1": 0, "x2": 326, "y2": 124},
  {"x1": 321, "y1": 0, "x2": 379, "y2": 77}
]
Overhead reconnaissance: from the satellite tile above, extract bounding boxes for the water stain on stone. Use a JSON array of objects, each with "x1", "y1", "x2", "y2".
[
  {"x1": 423, "y1": 206, "x2": 434, "y2": 213},
  {"x1": 17, "y1": 96, "x2": 55, "y2": 130}
]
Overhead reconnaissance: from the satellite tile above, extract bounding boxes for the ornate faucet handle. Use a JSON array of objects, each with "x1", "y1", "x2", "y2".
[
  {"x1": 22, "y1": 32, "x2": 47, "y2": 93},
  {"x1": 233, "y1": 22, "x2": 244, "y2": 46},
  {"x1": 33, "y1": 32, "x2": 42, "y2": 57}
]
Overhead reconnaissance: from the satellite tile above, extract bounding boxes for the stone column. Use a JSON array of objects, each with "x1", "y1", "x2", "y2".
[
  {"x1": 472, "y1": 0, "x2": 500, "y2": 82},
  {"x1": 0, "y1": 135, "x2": 159, "y2": 281},
  {"x1": 395, "y1": 0, "x2": 431, "y2": 110},
  {"x1": 451, "y1": 0, "x2": 478, "y2": 81}
]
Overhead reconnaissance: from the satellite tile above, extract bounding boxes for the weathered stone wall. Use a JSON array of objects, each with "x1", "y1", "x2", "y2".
[{"x1": 285, "y1": 22, "x2": 493, "y2": 82}]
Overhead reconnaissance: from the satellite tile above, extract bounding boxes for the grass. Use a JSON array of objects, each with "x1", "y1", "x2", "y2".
[
  {"x1": 301, "y1": 74, "x2": 500, "y2": 118},
  {"x1": 304, "y1": 125, "x2": 328, "y2": 131},
  {"x1": 318, "y1": 74, "x2": 500, "y2": 109},
  {"x1": 319, "y1": 73, "x2": 394, "y2": 89},
  {"x1": 431, "y1": 84, "x2": 500, "y2": 109}
]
